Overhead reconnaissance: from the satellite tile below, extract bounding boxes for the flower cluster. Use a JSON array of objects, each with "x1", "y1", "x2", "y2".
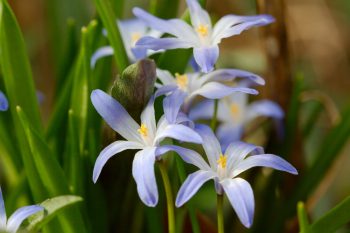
[{"x1": 91, "y1": 0, "x2": 297, "y2": 229}]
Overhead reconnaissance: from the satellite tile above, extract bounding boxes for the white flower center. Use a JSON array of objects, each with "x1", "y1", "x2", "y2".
[
  {"x1": 196, "y1": 24, "x2": 209, "y2": 37},
  {"x1": 175, "y1": 73, "x2": 188, "y2": 90},
  {"x1": 230, "y1": 103, "x2": 240, "y2": 120},
  {"x1": 217, "y1": 154, "x2": 227, "y2": 179},
  {"x1": 131, "y1": 32, "x2": 142, "y2": 46}
]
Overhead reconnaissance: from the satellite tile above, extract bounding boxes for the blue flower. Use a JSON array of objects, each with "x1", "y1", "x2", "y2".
[
  {"x1": 91, "y1": 89, "x2": 202, "y2": 207},
  {"x1": 0, "y1": 187, "x2": 43, "y2": 233},
  {"x1": 133, "y1": 0, "x2": 274, "y2": 73},
  {"x1": 158, "y1": 124, "x2": 297, "y2": 228},
  {"x1": 91, "y1": 18, "x2": 163, "y2": 67},
  {"x1": 155, "y1": 68, "x2": 264, "y2": 124},
  {"x1": 0, "y1": 91, "x2": 9, "y2": 111},
  {"x1": 189, "y1": 92, "x2": 284, "y2": 149}
]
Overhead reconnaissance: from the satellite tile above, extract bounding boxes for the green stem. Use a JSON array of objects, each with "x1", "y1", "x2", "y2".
[
  {"x1": 217, "y1": 194, "x2": 225, "y2": 233},
  {"x1": 159, "y1": 160, "x2": 175, "y2": 233},
  {"x1": 210, "y1": 99, "x2": 219, "y2": 131},
  {"x1": 175, "y1": 156, "x2": 200, "y2": 233}
]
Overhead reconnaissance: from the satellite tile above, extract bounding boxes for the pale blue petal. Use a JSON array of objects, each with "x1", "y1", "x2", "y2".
[
  {"x1": 221, "y1": 178, "x2": 254, "y2": 228},
  {"x1": 186, "y1": 0, "x2": 211, "y2": 28},
  {"x1": 175, "y1": 112, "x2": 195, "y2": 129},
  {"x1": 246, "y1": 100, "x2": 284, "y2": 122},
  {"x1": 195, "y1": 124, "x2": 222, "y2": 169},
  {"x1": 90, "y1": 46, "x2": 114, "y2": 68},
  {"x1": 188, "y1": 99, "x2": 215, "y2": 121},
  {"x1": 117, "y1": 18, "x2": 148, "y2": 38},
  {"x1": 0, "y1": 91, "x2": 9, "y2": 111},
  {"x1": 189, "y1": 56, "x2": 201, "y2": 72},
  {"x1": 221, "y1": 17, "x2": 274, "y2": 39},
  {"x1": 155, "y1": 124, "x2": 202, "y2": 145},
  {"x1": 224, "y1": 141, "x2": 264, "y2": 172},
  {"x1": 132, "y1": 147, "x2": 158, "y2": 207},
  {"x1": 131, "y1": 47, "x2": 148, "y2": 60},
  {"x1": 93, "y1": 141, "x2": 143, "y2": 183},
  {"x1": 189, "y1": 82, "x2": 258, "y2": 100},
  {"x1": 141, "y1": 96, "x2": 156, "y2": 138},
  {"x1": 163, "y1": 89, "x2": 187, "y2": 124},
  {"x1": 233, "y1": 154, "x2": 298, "y2": 177},
  {"x1": 216, "y1": 123, "x2": 243, "y2": 151},
  {"x1": 156, "y1": 145, "x2": 210, "y2": 170},
  {"x1": 154, "y1": 85, "x2": 178, "y2": 98},
  {"x1": 133, "y1": 7, "x2": 197, "y2": 41},
  {"x1": 213, "y1": 14, "x2": 275, "y2": 44},
  {"x1": 156, "y1": 69, "x2": 176, "y2": 86},
  {"x1": 136, "y1": 36, "x2": 193, "y2": 51},
  {"x1": 200, "y1": 69, "x2": 265, "y2": 86},
  {"x1": 6, "y1": 205, "x2": 43, "y2": 233},
  {"x1": 91, "y1": 89, "x2": 142, "y2": 142},
  {"x1": 0, "y1": 187, "x2": 6, "y2": 229},
  {"x1": 176, "y1": 170, "x2": 216, "y2": 207},
  {"x1": 193, "y1": 45, "x2": 219, "y2": 73}
]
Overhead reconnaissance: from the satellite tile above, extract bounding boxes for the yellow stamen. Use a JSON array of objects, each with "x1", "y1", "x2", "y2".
[
  {"x1": 175, "y1": 73, "x2": 188, "y2": 90},
  {"x1": 131, "y1": 32, "x2": 142, "y2": 45},
  {"x1": 217, "y1": 154, "x2": 227, "y2": 169},
  {"x1": 137, "y1": 123, "x2": 148, "y2": 137},
  {"x1": 230, "y1": 103, "x2": 240, "y2": 119},
  {"x1": 196, "y1": 24, "x2": 208, "y2": 37}
]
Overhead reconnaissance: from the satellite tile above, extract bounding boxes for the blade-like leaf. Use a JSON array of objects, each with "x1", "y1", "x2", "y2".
[
  {"x1": 297, "y1": 202, "x2": 310, "y2": 233},
  {"x1": 16, "y1": 106, "x2": 87, "y2": 233},
  {"x1": 26, "y1": 195, "x2": 83, "y2": 232},
  {"x1": 308, "y1": 195, "x2": 350, "y2": 233},
  {"x1": 0, "y1": 0, "x2": 42, "y2": 132},
  {"x1": 92, "y1": 0, "x2": 129, "y2": 71}
]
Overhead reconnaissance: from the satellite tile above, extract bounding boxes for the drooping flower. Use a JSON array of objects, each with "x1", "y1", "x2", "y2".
[
  {"x1": 133, "y1": 0, "x2": 274, "y2": 73},
  {"x1": 155, "y1": 68, "x2": 264, "y2": 124},
  {"x1": 0, "y1": 187, "x2": 43, "y2": 233},
  {"x1": 91, "y1": 89, "x2": 202, "y2": 207},
  {"x1": 91, "y1": 18, "x2": 162, "y2": 67},
  {"x1": 0, "y1": 91, "x2": 9, "y2": 111},
  {"x1": 189, "y1": 92, "x2": 284, "y2": 149},
  {"x1": 158, "y1": 124, "x2": 297, "y2": 228}
]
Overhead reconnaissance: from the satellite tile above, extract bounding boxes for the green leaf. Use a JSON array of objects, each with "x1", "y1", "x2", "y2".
[
  {"x1": 16, "y1": 106, "x2": 87, "y2": 233},
  {"x1": 297, "y1": 202, "x2": 310, "y2": 233},
  {"x1": 0, "y1": 0, "x2": 42, "y2": 132},
  {"x1": 26, "y1": 195, "x2": 83, "y2": 232},
  {"x1": 92, "y1": 0, "x2": 129, "y2": 71},
  {"x1": 55, "y1": 19, "x2": 78, "y2": 97},
  {"x1": 308, "y1": 195, "x2": 350, "y2": 233},
  {"x1": 270, "y1": 102, "x2": 350, "y2": 233}
]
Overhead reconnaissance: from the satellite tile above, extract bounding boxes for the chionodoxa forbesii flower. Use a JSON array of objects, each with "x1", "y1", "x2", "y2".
[
  {"x1": 0, "y1": 187, "x2": 43, "y2": 233},
  {"x1": 133, "y1": 0, "x2": 274, "y2": 73},
  {"x1": 91, "y1": 18, "x2": 162, "y2": 67},
  {"x1": 91, "y1": 90, "x2": 202, "y2": 207},
  {"x1": 157, "y1": 124, "x2": 297, "y2": 228},
  {"x1": 155, "y1": 68, "x2": 264, "y2": 124},
  {"x1": 189, "y1": 92, "x2": 284, "y2": 149}
]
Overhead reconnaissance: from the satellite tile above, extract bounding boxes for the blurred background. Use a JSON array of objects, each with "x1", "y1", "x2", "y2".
[{"x1": 6, "y1": 0, "x2": 350, "y2": 232}]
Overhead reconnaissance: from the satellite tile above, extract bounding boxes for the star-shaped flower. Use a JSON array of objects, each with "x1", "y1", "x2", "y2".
[
  {"x1": 91, "y1": 18, "x2": 162, "y2": 67},
  {"x1": 155, "y1": 68, "x2": 264, "y2": 124},
  {"x1": 158, "y1": 124, "x2": 297, "y2": 228},
  {"x1": 133, "y1": 0, "x2": 274, "y2": 73},
  {"x1": 91, "y1": 90, "x2": 202, "y2": 206}
]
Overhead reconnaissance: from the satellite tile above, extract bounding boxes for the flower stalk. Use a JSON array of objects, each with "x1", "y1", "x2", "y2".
[
  {"x1": 158, "y1": 160, "x2": 175, "y2": 233},
  {"x1": 217, "y1": 194, "x2": 225, "y2": 233}
]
